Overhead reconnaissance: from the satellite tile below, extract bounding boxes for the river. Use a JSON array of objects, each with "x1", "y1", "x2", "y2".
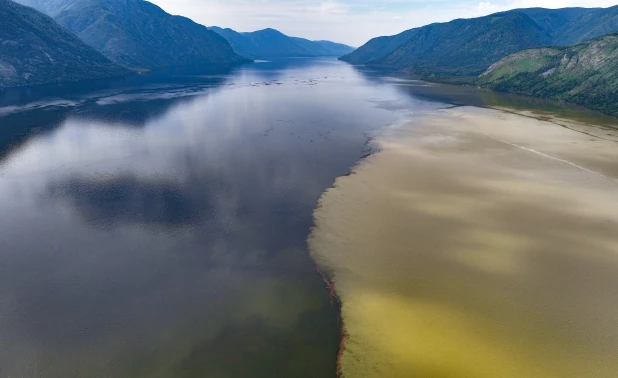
[{"x1": 1, "y1": 58, "x2": 617, "y2": 378}]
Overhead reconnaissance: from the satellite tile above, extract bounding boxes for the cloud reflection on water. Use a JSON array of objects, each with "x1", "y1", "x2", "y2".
[{"x1": 0, "y1": 59, "x2": 407, "y2": 377}]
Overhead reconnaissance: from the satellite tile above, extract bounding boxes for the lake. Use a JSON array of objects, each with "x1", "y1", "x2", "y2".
[{"x1": 1, "y1": 58, "x2": 617, "y2": 378}]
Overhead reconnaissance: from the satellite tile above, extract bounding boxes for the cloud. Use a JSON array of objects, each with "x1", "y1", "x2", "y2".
[
  {"x1": 148, "y1": 0, "x2": 617, "y2": 46},
  {"x1": 317, "y1": 1, "x2": 348, "y2": 14}
]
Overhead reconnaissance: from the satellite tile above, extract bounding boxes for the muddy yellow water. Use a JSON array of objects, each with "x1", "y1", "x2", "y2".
[{"x1": 309, "y1": 107, "x2": 618, "y2": 378}]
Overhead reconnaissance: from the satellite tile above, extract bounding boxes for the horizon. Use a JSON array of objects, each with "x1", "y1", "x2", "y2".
[{"x1": 149, "y1": 0, "x2": 618, "y2": 46}]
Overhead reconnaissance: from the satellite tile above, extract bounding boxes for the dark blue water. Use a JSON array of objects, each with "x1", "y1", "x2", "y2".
[{"x1": 0, "y1": 58, "x2": 445, "y2": 377}]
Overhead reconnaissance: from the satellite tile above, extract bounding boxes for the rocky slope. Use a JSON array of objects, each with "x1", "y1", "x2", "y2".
[
  {"x1": 479, "y1": 34, "x2": 618, "y2": 117},
  {"x1": 0, "y1": 0, "x2": 127, "y2": 88}
]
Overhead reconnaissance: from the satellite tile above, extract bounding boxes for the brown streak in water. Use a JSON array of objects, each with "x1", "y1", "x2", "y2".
[
  {"x1": 314, "y1": 258, "x2": 349, "y2": 378},
  {"x1": 360, "y1": 151, "x2": 379, "y2": 160},
  {"x1": 313, "y1": 147, "x2": 383, "y2": 377}
]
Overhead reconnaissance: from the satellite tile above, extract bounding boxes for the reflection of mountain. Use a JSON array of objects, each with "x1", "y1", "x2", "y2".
[
  {"x1": 350, "y1": 65, "x2": 618, "y2": 126},
  {"x1": 0, "y1": 107, "x2": 68, "y2": 161},
  {"x1": 233, "y1": 57, "x2": 343, "y2": 81},
  {"x1": 0, "y1": 58, "x2": 354, "y2": 164},
  {"x1": 0, "y1": 66, "x2": 233, "y2": 162}
]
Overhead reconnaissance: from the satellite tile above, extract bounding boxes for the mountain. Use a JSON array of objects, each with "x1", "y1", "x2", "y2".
[
  {"x1": 479, "y1": 34, "x2": 618, "y2": 117},
  {"x1": 13, "y1": 0, "x2": 73, "y2": 15},
  {"x1": 209, "y1": 27, "x2": 354, "y2": 59},
  {"x1": 515, "y1": 7, "x2": 599, "y2": 38},
  {"x1": 14, "y1": 0, "x2": 249, "y2": 70},
  {"x1": 369, "y1": 13, "x2": 554, "y2": 80},
  {"x1": 341, "y1": 7, "x2": 617, "y2": 82},
  {"x1": 553, "y1": 6, "x2": 618, "y2": 45},
  {"x1": 290, "y1": 38, "x2": 355, "y2": 57},
  {"x1": 0, "y1": 0, "x2": 127, "y2": 88},
  {"x1": 337, "y1": 29, "x2": 417, "y2": 65}
]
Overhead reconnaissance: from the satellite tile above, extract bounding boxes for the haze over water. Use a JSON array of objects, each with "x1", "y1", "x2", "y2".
[{"x1": 1, "y1": 58, "x2": 617, "y2": 378}]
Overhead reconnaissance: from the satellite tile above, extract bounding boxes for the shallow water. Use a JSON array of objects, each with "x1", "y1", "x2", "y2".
[
  {"x1": 1, "y1": 58, "x2": 617, "y2": 377},
  {"x1": 309, "y1": 107, "x2": 618, "y2": 378}
]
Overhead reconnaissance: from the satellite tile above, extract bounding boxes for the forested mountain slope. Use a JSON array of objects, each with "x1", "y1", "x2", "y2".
[
  {"x1": 554, "y1": 5, "x2": 618, "y2": 45},
  {"x1": 15, "y1": 0, "x2": 248, "y2": 70},
  {"x1": 367, "y1": 13, "x2": 553, "y2": 80},
  {"x1": 0, "y1": 0, "x2": 126, "y2": 88},
  {"x1": 340, "y1": 7, "x2": 617, "y2": 82}
]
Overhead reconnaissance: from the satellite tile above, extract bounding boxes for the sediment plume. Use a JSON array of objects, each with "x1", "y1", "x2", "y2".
[{"x1": 309, "y1": 107, "x2": 618, "y2": 378}]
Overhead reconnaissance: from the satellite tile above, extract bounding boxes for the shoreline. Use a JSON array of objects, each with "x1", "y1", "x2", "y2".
[
  {"x1": 309, "y1": 105, "x2": 618, "y2": 377},
  {"x1": 401, "y1": 70, "x2": 618, "y2": 121},
  {"x1": 360, "y1": 66, "x2": 618, "y2": 123}
]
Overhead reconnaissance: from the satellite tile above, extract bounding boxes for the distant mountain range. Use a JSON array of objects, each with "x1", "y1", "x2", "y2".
[
  {"x1": 209, "y1": 27, "x2": 354, "y2": 59},
  {"x1": 10, "y1": 0, "x2": 352, "y2": 75},
  {"x1": 341, "y1": 7, "x2": 618, "y2": 82},
  {"x1": 0, "y1": 0, "x2": 127, "y2": 87},
  {"x1": 2, "y1": 0, "x2": 354, "y2": 88},
  {"x1": 4, "y1": 0, "x2": 618, "y2": 116},
  {"x1": 479, "y1": 34, "x2": 618, "y2": 117},
  {"x1": 14, "y1": 0, "x2": 248, "y2": 70}
]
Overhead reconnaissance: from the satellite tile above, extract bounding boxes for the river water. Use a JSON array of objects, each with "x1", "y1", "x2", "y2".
[{"x1": 1, "y1": 58, "x2": 616, "y2": 378}]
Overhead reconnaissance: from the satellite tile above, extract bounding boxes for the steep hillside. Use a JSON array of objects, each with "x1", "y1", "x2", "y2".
[
  {"x1": 340, "y1": 7, "x2": 618, "y2": 82},
  {"x1": 479, "y1": 34, "x2": 618, "y2": 117},
  {"x1": 15, "y1": 0, "x2": 249, "y2": 70},
  {"x1": 0, "y1": 0, "x2": 127, "y2": 88},
  {"x1": 341, "y1": 7, "x2": 594, "y2": 65},
  {"x1": 210, "y1": 27, "x2": 353, "y2": 59},
  {"x1": 371, "y1": 13, "x2": 552, "y2": 80},
  {"x1": 12, "y1": 0, "x2": 73, "y2": 15},
  {"x1": 514, "y1": 7, "x2": 598, "y2": 37},
  {"x1": 338, "y1": 29, "x2": 417, "y2": 65},
  {"x1": 554, "y1": 5, "x2": 618, "y2": 45}
]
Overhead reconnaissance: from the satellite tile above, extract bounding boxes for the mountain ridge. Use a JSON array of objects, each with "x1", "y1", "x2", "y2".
[
  {"x1": 210, "y1": 26, "x2": 354, "y2": 59},
  {"x1": 368, "y1": 12, "x2": 553, "y2": 80},
  {"x1": 554, "y1": 5, "x2": 618, "y2": 45},
  {"x1": 14, "y1": 0, "x2": 249, "y2": 70},
  {"x1": 0, "y1": 0, "x2": 127, "y2": 88},
  {"x1": 340, "y1": 7, "x2": 617, "y2": 82}
]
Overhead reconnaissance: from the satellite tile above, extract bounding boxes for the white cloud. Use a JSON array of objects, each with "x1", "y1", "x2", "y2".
[{"x1": 316, "y1": 1, "x2": 349, "y2": 14}]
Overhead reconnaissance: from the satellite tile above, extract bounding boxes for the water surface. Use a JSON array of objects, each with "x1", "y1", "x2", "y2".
[
  {"x1": 0, "y1": 59, "x2": 415, "y2": 377},
  {"x1": 310, "y1": 107, "x2": 618, "y2": 377},
  {"x1": 2, "y1": 58, "x2": 617, "y2": 378}
]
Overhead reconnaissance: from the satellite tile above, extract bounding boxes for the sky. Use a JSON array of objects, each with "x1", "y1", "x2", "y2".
[{"x1": 149, "y1": 0, "x2": 618, "y2": 46}]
